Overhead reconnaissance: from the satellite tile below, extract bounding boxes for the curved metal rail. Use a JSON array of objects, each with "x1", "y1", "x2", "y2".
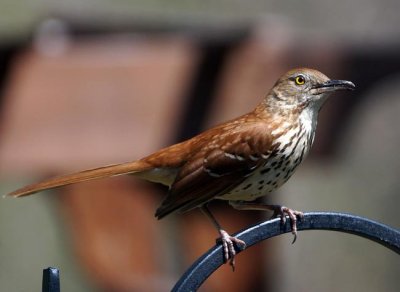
[{"x1": 172, "y1": 212, "x2": 400, "y2": 291}]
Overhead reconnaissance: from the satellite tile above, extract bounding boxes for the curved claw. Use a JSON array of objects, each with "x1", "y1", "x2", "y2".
[
  {"x1": 273, "y1": 206, "x2": 304, "y2": 243},
  {"x1": 218, "y1": 230, "x2": 246, "y2": 271}
]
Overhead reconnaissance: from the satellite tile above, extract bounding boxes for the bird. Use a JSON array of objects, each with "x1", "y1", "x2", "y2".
[{"x1": 7, "y1": 68, "x2": 355, "y2": 270}]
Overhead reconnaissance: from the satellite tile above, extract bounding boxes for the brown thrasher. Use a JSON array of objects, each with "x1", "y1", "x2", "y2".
[{"x1": 7, "y1": 68, "x2": 355, "y2": 270}]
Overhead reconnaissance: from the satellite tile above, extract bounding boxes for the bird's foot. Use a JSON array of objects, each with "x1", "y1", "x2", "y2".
[
  {"x1": 271, "y1": 205, "x2": 304, "y2": 243},
  {"x1": 217, "y1": 230, "x2": 246, "y2": 271}
]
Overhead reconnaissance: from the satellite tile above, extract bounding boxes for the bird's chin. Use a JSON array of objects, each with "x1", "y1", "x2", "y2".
[{"x1": 306, "y1": 94, "x2": 330, "y2": 109}]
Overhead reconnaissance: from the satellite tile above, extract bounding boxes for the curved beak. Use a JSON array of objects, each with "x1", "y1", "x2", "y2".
[{"x1": 312, "y1": 79, "x2": 355, "y2": 94}]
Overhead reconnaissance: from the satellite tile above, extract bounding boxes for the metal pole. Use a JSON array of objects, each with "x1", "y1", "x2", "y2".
[{"x1": 42, "y1": 267, "x2": 60, "y2": 292}]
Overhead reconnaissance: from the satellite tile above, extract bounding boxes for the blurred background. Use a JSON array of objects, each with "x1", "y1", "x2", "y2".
[{"x1": 0, "y1": 1, "x2": 399, "y2": 291}]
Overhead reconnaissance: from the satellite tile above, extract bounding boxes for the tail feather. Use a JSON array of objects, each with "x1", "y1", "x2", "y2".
[{"x1": 7, "y1": 160, "x2": 151, "y2": 198}]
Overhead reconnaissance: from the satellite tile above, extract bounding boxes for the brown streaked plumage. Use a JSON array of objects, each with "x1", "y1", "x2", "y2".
[{"x1": 7, "y1": 68, "x2": 355, "y2": 270}]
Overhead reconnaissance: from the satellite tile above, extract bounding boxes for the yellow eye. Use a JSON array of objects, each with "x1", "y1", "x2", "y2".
[{"x1": 295, "y1": 76, "x2": 305, "y2": 85}]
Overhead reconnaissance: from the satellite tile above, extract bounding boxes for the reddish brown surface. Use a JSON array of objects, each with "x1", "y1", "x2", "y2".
[
  {"x1": 0, "y1": 37, "x2": 197, "y2": 174},
  {"x1": 59, "y1": 179, "x2": 167, "y2": 291}
]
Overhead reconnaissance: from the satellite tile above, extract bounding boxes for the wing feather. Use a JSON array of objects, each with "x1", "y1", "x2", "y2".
[{"x1": 155, "y1": 125, "x2": 272, "y2": 219}]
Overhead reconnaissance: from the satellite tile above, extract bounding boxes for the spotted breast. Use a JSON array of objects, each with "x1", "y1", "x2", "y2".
[{"x1": 220, "y1": 107, "x2": 317, "y2": 201}]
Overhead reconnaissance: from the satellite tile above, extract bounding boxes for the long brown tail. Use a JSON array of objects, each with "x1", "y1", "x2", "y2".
[{"x1": 7, "y1": 160, "x2": 151, "y2": 198}]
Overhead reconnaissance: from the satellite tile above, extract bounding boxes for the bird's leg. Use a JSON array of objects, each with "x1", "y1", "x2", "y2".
[
  {"x1": 230, "y1": 201, "x2": 304, "y2": 243},
  {"x1": 201, "y1": 205, "x2": 246, "y2": 271}
]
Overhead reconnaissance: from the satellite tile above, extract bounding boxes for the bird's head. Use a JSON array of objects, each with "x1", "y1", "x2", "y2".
[{"x1": 267, "y1": 68, "x2": 355, "y2": 113}]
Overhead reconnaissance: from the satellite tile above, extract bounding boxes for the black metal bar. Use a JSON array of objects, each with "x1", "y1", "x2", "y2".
[
  {"x1": 42, "y1": 267, "x2": 60, "y2": 292},
  {"x1": 172, "y1": 212, "x2": 400, "y2": 291},
  {"x1": 174, "y1": 41, "x2": 233, "y2": 143},
  {"x1": 0, "y1": 43, "x2": 23, "y2": 133}
]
